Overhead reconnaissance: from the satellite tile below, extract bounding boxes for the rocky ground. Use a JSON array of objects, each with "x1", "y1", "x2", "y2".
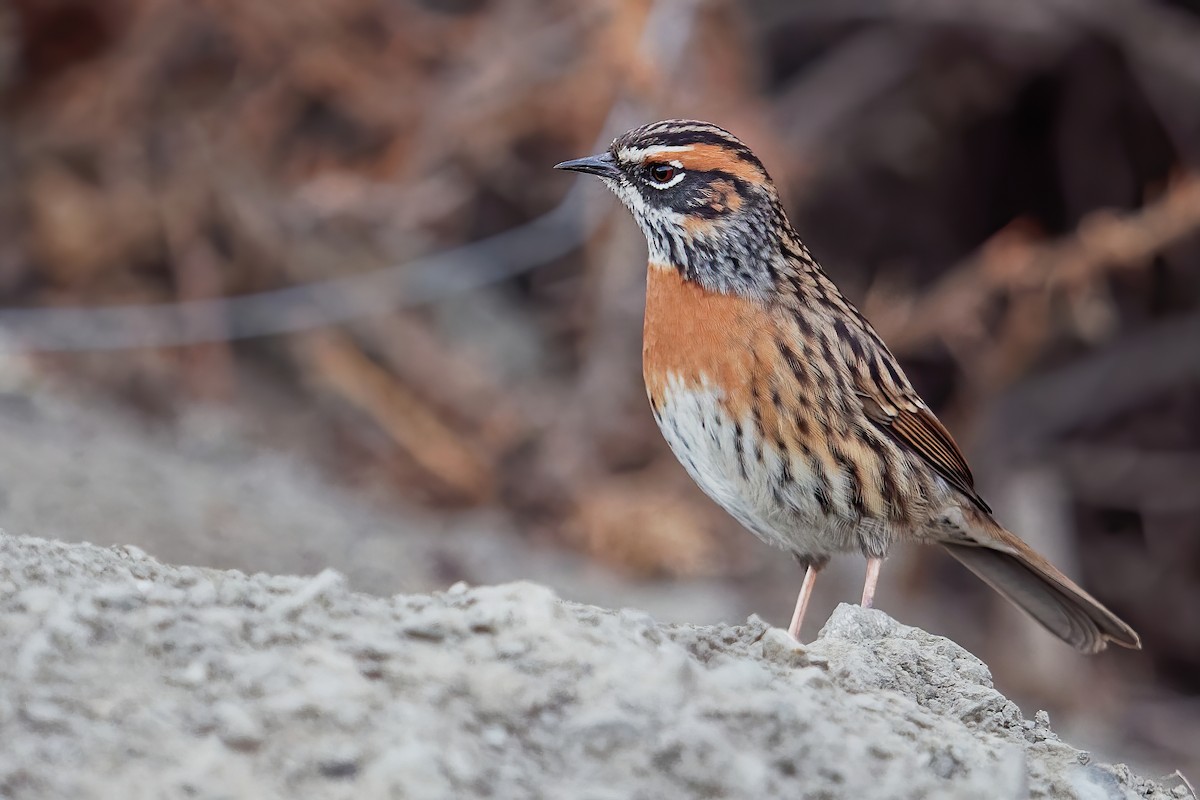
[{"x1": 0, "y1": 531, "x2": 1185, "y2": 800}]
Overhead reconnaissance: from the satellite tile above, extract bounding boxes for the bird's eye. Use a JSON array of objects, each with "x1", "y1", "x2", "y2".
[{"x1": 648, "y1": 163, "x2": 677, "y2": 184}]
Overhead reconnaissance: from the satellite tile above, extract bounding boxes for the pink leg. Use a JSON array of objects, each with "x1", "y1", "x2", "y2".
[
  {"x1": 861, "y1": 557, "x2": 884, "y2": 608},
  {"x1": 787, "y1": 564, "x2": 820, "y2": 641}
]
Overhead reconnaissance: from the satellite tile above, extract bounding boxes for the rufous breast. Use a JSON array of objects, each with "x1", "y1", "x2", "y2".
[
  {"x1": 643, "y1": 262, "x2": 782, "y2": 419},
  {"x1": 642, "y1": 262, "x2": 764, "y2": 408}
]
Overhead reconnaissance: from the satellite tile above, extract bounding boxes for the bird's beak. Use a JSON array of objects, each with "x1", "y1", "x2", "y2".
[{"x1": 553, "y1": 152, "x2": 620, "y2": 179}]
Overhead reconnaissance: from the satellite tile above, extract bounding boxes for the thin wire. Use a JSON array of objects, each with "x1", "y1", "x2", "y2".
[{"x1": 0, "y1": 0, "x2": 698, "y2": 353}]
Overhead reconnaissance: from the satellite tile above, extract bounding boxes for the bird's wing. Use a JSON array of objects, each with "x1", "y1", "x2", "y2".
[
  {"x1": 778, "y1": 261, "x2": 991, "y2": 512},
  {"x1": 856, "y1": 379, "x2": 992, "y2": 514}
]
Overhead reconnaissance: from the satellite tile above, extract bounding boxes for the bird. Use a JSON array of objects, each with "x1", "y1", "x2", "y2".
[{"x1": 554, "y1": 119, "x2": 1141, "y2": 654}]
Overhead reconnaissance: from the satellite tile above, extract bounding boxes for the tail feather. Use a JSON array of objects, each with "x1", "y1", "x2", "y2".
[{"x1": 940, "y1": 524, "x2": 1141, "y2": 654}]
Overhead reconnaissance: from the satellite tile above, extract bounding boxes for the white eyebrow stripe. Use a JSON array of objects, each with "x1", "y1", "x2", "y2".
[{"x1": 617, "y1": 144, "x2": 695, "y2": 162}]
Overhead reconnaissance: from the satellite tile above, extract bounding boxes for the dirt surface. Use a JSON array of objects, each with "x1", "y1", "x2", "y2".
[{"x1": 0, "y1": 531, "x2": 1180, "y2": 800}]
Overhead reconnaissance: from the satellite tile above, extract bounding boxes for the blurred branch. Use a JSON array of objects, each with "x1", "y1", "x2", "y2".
[
  {"x1": 0, "y1": 182, "x2": 596, "y2": 351},
  {"x1": 866, "y1": 173, "x2": 1200, "y2": 361},
  {"x1": 772, "y1": 28, "x2": 924, "y2": 154},
  {"x1": 764, "y1": 0, "x2": 1200, "y2": 159},
  {"x1": 349, "y1": 313, "x2": 528, "y2": 452},
  {"x1": 569, "y1": 473, "x2": 723, "y2": 577},
  {"x1": 981, "y1": 311, "x2": 1200, "y2": 458},
  {"x1": 297, "y1": 329, "x2": 496, "y2": 504},
  {"x1": 0, "y1": 0, "x2": 700, "y2": 353},
  {"x1": 1055, "y1": 445, "x2": 1200, "y2": 511},
  {"x1": 763, "y1": 0, "x2": 1200, "y2": 67}
]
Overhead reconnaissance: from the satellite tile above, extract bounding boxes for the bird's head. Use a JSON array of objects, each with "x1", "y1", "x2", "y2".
[{"x1": 555, "y1": 119, "x2": 793, "y2": 297}]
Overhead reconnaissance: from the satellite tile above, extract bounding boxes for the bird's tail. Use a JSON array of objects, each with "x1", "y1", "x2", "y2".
[{"x1": 940, "y1": 520, "x2": 1141, "y2": 654}]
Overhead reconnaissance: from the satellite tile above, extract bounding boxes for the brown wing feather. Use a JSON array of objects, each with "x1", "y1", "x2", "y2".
[
  {"x1": 858, "y1": 385, "x2": 991, "y2": 514},
  {"x1": 786, "y1": 269, "x2": 992, "y2": 513}
]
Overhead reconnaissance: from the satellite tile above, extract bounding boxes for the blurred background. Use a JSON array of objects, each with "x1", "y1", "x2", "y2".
[{"x1": 0, "y1": 0, "x2": 1197, "y2": 781}]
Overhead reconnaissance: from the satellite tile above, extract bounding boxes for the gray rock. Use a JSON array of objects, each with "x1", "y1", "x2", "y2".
[{"x1": 0, "y1": 531, "x2": 1173, "y2": 800}]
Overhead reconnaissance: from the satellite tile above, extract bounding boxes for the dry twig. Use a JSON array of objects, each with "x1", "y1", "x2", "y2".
[
  {"x1": 298, "y1": 330, "x2": 496, "y2": 503},
  {"x1": 865, "y1": 174, "x2": 1200, "y2": 387}
]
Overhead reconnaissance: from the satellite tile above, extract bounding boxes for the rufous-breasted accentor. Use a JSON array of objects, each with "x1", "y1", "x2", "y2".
[{"x1": 556, "y1": 119, "x2": 1140, "y2": 653}]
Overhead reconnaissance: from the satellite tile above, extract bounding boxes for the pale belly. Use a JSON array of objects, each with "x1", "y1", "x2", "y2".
[{"x1": 649, "y1": 376, "x2": 873, "y2": 562}]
